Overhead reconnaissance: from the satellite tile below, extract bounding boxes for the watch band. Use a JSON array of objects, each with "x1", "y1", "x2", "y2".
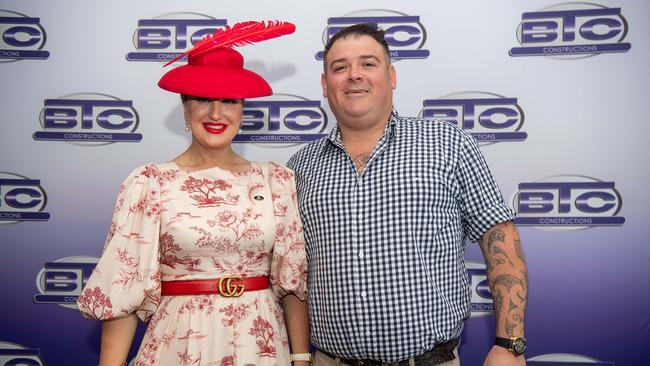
[
  {"x1": 495, "y1": 337, "x2": 513, "y2": 348},
  {"x1": 290, "y1": 352, "x2": 313, "y2": 362}
]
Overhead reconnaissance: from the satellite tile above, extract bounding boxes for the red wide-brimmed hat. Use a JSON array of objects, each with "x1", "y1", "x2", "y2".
[
  {"x1": 158, "y1": 20, "x2": 295, "y2": 99},
  {"x1": 159, "y1": 47, "x2": 271, "y2": 98}
]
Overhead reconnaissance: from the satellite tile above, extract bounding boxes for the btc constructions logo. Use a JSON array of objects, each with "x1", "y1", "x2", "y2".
[
  {"x1": 0, "y1": 9, "x2": 50, "y2": 62},
  {"x1": 510, "y1": 3, "x2": 631, "y2": 58},
  {"x1": 512, "y1": 175, "x2": 625, "y2": 230},
  {"x1": 316, "y1": 9, "x2": 430, "y2": 60},
  {"x1": 0, "y1": 341, "x2": 44, "y2": 366},
  {"x1": 33, "y1": 93, "x2": 141, "y2": 143},
  {"x1": 126, "y1": 12, "x2": 225, "y2": 62},
  {"x1": 236, "y1": 94, "x2": 328, "y2": 144},
  {"x1": 0, "y1": 172, "x2": 50, "y2": 224},
  {"x1": 34, "y1": 256, "x2": 99, "y2": 309},
  {"x1": 466, "y1": 261, "x2": 493, "y2": 317},
  {"x1": 420, "y1": 91, "x2": 527, "y2": 144}
]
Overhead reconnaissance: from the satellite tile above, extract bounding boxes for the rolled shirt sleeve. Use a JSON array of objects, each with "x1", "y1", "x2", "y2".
[{"x1": 455, "y1": 131, "x2": 516, "y2": 242}]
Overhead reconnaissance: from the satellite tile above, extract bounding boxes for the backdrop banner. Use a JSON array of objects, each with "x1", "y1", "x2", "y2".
[{"x1": 1, "y1": 1, "x2": 648, "y2": 365}]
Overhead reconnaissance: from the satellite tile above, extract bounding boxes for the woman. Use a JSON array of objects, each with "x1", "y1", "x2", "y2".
[{"x1": 77, "y1": 22, "x2": 310, "y2": 366}]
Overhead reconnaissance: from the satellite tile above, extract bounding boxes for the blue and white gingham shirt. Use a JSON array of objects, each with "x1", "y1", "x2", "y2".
[{"x1": 287, "y1": 110, "x2": 515, "y2": 362}]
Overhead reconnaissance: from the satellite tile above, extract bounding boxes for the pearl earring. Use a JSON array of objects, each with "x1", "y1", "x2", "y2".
[{"x1": 184, "y1": 121, "x2": 190, "y2": 132}]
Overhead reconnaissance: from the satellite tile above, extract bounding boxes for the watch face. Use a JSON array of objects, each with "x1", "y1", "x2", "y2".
[{"x1": 512, "y1": 337, "x2": 528, "y2": 354}]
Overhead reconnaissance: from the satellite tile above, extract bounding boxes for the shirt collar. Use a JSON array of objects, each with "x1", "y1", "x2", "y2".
[{"x1": 327, "y1": 109, "x2": 399, "y2": 146}]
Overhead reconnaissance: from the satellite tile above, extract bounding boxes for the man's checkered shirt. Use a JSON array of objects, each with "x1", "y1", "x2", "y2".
[{"x1": 287, "y1": 110, "x2": 515, "y2": 362}]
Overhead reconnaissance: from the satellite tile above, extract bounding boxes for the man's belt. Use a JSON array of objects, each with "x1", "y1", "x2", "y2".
[
  {"x1": 161, "y1": 276, "x2": 270, "y2": 297},
  {"x1": 319, "y1": 338, "x2": 459, "y2": 366}
]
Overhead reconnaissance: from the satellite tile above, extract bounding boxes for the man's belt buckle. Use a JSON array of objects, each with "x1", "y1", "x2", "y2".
[{"x1": 218, "y1": 275, "x2": 245, "y2": 297}]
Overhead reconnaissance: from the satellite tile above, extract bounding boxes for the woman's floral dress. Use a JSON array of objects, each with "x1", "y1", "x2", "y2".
[{"x1": 77, "y1": 161, "x2": 308, "y2": 366}]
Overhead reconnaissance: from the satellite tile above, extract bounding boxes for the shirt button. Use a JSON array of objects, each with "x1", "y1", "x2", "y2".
[
  {"x1": 360, "y1": 291, "x2": 367, "y2": 298},
  {"x1": 358, "y1": 251, "x2": 364, "y2": 258},
  {"x1": 357, "y1": 213, "x2": 363, "y2": 220}
]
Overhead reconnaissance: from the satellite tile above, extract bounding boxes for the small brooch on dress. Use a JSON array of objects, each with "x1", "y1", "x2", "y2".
[{"x1": 253, "y1": 195, "x2": 264, "y2": 201}]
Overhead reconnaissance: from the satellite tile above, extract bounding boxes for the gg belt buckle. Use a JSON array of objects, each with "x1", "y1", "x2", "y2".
[{"x1": 218, "y1": 275, "x2": 245, "y2": 297}]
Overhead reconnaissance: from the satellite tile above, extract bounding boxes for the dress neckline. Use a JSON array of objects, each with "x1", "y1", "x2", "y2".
[{"x1": 168, "y1": 160, "x2": 258, "y2": 176}]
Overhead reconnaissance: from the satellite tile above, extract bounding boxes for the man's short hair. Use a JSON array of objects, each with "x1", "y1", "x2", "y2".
[{"x1": 322, "y1": 23, "x2": 391, "y2": 71}]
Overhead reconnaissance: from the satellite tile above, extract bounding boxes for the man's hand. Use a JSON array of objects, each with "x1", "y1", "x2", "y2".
[{"x1": 483, "y1": 345, "x2": 526, "y2": 366}]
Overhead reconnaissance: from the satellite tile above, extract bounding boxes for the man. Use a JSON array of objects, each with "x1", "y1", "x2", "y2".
[{"x1": 287, "y1": 24, "x2": 528, "y2": 366}]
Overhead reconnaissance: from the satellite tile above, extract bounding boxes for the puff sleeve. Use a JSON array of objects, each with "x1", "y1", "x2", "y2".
[
  {"x1": 267, "y1": 162, "x2": 308, "y2": 301},
  {"x1": 77, "y1": 165, "x2": 163, "y2": 322}
]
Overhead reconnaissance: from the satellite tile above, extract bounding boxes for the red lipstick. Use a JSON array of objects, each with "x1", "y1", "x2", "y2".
[{"x1": 202, "y1": 122, "x2": 227, "y2": 134}]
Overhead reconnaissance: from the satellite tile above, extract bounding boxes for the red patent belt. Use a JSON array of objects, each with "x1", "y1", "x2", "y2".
[{"x1": 161, "y1": 276, "x2": 270, "y2": 297}]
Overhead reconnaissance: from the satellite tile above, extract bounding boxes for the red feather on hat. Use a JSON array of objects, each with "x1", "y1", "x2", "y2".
[{"x1": 163, "y1": 20, "x2": 295, "y2": 67}]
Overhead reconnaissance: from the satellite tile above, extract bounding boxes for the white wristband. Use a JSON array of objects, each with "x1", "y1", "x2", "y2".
[{"x1": 290, "y1": 352, "x2": 312, "y2": 362}]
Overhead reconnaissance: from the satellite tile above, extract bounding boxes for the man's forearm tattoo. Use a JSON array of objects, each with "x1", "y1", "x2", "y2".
[{"x1": 481, "y1": 222, "x2": 528, "y2": 337}]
